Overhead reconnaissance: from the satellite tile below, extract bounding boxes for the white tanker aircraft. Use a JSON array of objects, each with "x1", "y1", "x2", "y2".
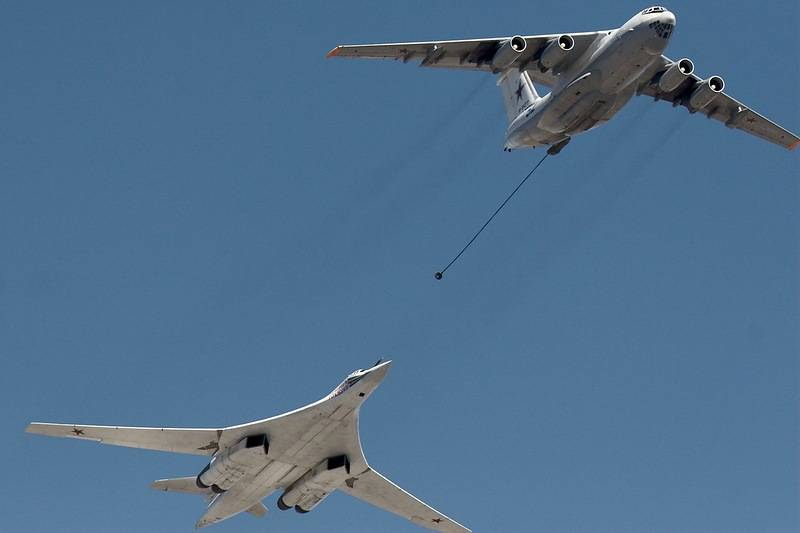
[
  {"x1": 328, "y1": 6, "x2": 799, "y2": 154},
  {"x1": 26, "y1": 360, "x2": 470, "y2": 532}
]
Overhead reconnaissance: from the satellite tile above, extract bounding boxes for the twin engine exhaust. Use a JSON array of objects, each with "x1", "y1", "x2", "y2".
[
  {"x1": 196, "y1": 434, "x2": 269, "y2": 494},
  {"x1": 193, "y1": 435, "x2": 352, "y2": 515},
  {"x1": 277, "y1": 455, "x2": 352, "y2": 514}
]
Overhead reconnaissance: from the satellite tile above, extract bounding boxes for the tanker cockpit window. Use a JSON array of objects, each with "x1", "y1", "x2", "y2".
[
  {"x1": 649, "y1": 21, "x2": 674, "y2": 39},
  {"x1": 642, "y1": 6, "x2": 666, "y2": 14}
]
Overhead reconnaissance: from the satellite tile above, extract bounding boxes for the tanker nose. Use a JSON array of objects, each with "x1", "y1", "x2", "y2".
[{"x1": 646, "y1": 10, "x2": 676, "y2": 43}]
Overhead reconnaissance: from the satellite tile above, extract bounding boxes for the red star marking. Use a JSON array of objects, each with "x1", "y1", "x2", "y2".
[
  {"x1": 515, "y1": 82, "x2": 524, "y2": 102},
  {"x1": 71, "y1": 428, "x2": 84, "y2": 436},
  {"x1": 432, "y1": 518, "x2": 442, "y2": 523}
]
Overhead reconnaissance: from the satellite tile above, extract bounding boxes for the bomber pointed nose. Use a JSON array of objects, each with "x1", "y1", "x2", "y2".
[{"x1": 367, "y1": 359, "x2": 392, "y2": 381}]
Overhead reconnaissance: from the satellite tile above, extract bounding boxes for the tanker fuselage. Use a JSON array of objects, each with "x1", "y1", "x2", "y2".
[{"x1": 505, "y1": 9, "x2": 676, "y2": 149}]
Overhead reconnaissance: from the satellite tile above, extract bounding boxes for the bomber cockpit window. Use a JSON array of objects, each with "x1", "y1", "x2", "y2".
[
  {"x1": 642, "y1": 6, "x2": 666, "y2": 14},
  {"x1": 345, "y1": 372, "x2": 364, "y2": 385}
]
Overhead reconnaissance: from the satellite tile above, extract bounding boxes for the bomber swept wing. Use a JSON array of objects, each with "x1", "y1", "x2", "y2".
[
  {"x1": 26, "y1": 423, "x2": 222, "y2": 455},
  {"x1": 26, "y1": 361, "x2": 471, "y2": 532},
  {"x1": 637, "y1": 55, "x2": 799, "y2": 150},
  {"x1": 327, "y1": 32, "x2": 609, "y2": 87},
  {"x1": 26, "y1": 390, "x2": 366, "y2": 463},
  {"x1": 341, "y1": 468, "x2": 469, "y2": 533}
]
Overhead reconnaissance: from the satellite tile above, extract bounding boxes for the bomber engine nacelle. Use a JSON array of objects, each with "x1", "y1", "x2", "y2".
[
  {"x1": 539, "y1": 35, "x2": 574, "y2": 72},
  {"x1": 491, "y1": 36, "x2": 527, "y2": 70},
  {"x1": 196, "y1": 434, "x2": 269, "y2": 494},
  {"x1": 277, "y1": 455, "x2": 351, "y2": 513},
  {"x1": 658, "y1": 58, "x2": 694, "y2": 92},
  {"x1": 689, "y1": 76, "x2": 725, "y2": 110}
]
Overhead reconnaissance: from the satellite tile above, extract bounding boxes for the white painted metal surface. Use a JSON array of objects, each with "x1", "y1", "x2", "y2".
[
  {"x1": 328, "y1": 7, "x2": 799, "y2": 151},
  {"x1": 26, "y1": 361, "x2": 470, "y2": 532}
]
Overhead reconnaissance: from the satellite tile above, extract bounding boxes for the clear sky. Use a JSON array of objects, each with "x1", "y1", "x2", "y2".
[{"x1": 1, "y1": 1, "x2": 798, "y2": 532}]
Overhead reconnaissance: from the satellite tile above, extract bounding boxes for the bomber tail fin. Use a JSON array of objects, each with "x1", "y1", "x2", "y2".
[{"x1": 498, "y1": 70, "x2": 540, "y2": 123}]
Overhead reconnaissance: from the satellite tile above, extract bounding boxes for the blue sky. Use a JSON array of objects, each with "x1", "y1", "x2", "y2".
[{"x1": 1, "y1": 1, "x2": 797, "y2": 532}]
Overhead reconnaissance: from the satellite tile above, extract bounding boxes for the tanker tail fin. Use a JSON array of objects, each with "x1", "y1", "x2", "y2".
[{"x1": 498, "y1": 70, "x2": 541, "y2": 122}]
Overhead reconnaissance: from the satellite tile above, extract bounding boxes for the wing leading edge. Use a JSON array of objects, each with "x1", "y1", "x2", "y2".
[
  {"x1": 25, "y1": 422, "x2": 222, "y2": 456},
  {"x1": 327, "y1": 32, "x2": 607, "y2": 87},
  {"x1": 340, "y1": 468, "x2": 471, "y2": 533}
]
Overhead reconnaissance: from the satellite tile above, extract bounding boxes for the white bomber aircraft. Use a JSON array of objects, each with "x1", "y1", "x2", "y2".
[
  {"x1": 26, "y1": 360, "x2": 470, "y2": 532},
  {"x1": 328, "y1": 6, "x2": 799, "y2": 154}
]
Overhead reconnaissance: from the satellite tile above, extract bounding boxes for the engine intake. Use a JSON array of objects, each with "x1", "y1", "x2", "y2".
[
  {"x1": 689, "y1": 76, "x2": 725, "y2": 110},
  {"x1": 277, "y1": 455, "x2": 351, "y2": 513},
  {"x1": 658, "y1": 58, "x2": 694, "y2": 92},
  {"x1": 491, "y1": 36, "x2": 527, "y2": 70},
  {"x1": 196, "y1": 434, "x2": 269, "y2": 493},
  {"x1": 539, "y1": 35, "x2": 574, "y2": 72}
]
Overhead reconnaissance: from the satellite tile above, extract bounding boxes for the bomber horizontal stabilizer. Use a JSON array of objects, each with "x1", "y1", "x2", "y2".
[{"x1": 151, "y1": 477, "x2": 210, "y2": 495}]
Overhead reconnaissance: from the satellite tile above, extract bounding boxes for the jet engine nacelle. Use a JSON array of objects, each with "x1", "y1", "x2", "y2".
[
  {"x1": 689, "y1": 76, "x2": 725, "y2": 110},
  {"x1": 277, "y1": 455, "x2": 351, "y2": 513},
  {"x1": 658, "y1": 58, "x2": 694, "y2": 92},
  {"x1": 491, "y1": 36, "x2": 527, "y2": 70},
  {"x1": 539, "y1": 35, "x2": 574, "y2": 72},
  {"x1": 196, "y1": 434, "x2": 269, "y2": 493}
]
